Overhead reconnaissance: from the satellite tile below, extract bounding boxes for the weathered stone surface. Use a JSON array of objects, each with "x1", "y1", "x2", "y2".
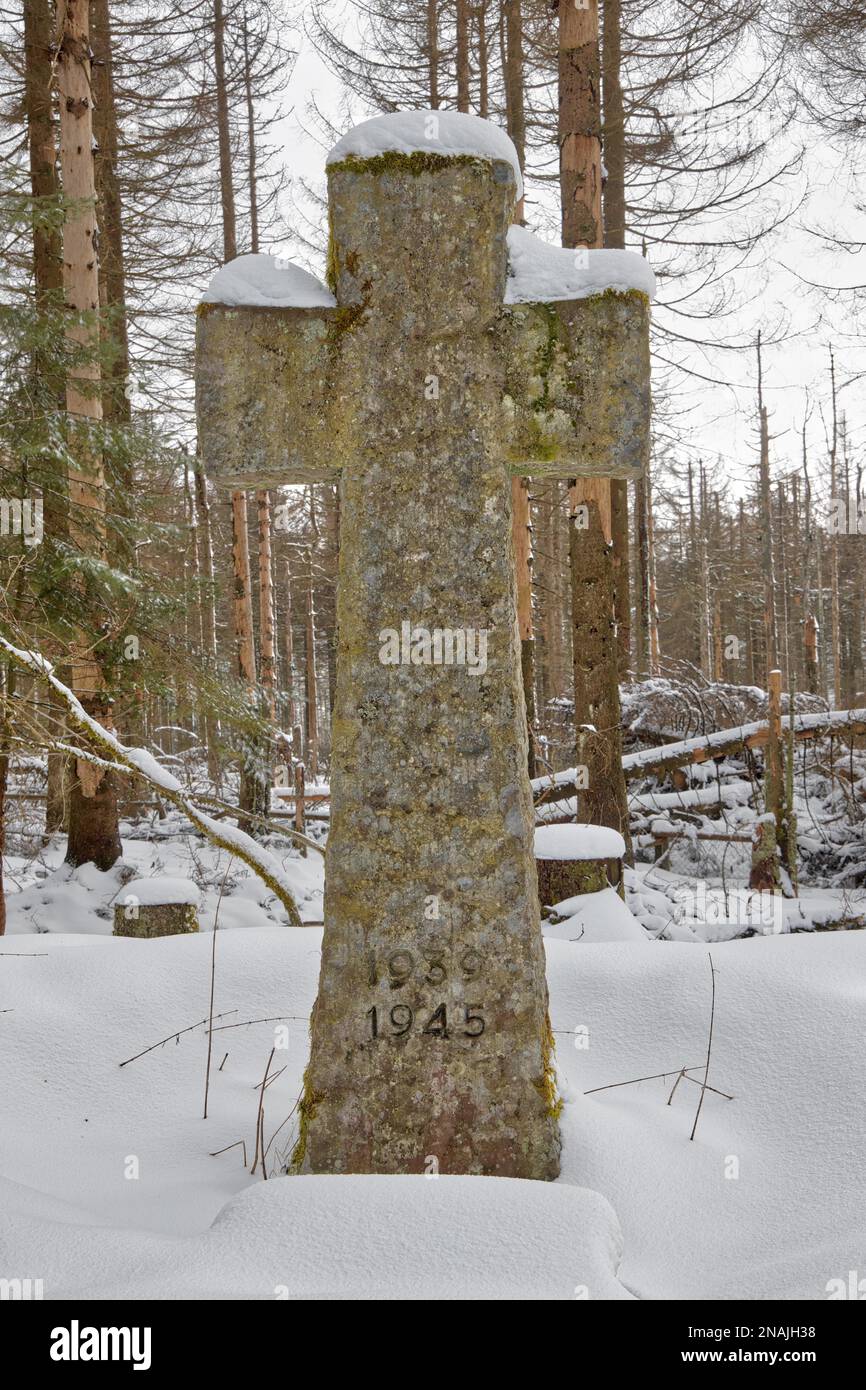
[
  {"x1": 195, "y1": 116, "x2": 653, "y2": 1181},
  {"x1": 500, "y1": 293, "x2": 651, "y2": 479},
  {"x1": 197, "y1": 268, "x2": 652, "y2": 492},
  {"x1": 290, "y1": 155, "x2": 560, "y2": 1179},
  {"x1": 113, "y1": 901, "x2": 199, "y2": 938},
  {"x1": 196, "y1": 305, "x2": 344, "y2": 488}
]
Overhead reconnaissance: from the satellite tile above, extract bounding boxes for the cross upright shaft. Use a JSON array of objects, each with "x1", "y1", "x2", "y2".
[{"x1": 196, "y1": 112, "x2": 652, "y2": 1179}]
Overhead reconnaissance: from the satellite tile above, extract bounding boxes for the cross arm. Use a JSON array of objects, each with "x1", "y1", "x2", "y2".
[
  {"x1": 195, "y1": 303, "x2": 349, "y2": 489},
  {"x1": 498, "y1": 290, "x2": 651, "y2": 480}
]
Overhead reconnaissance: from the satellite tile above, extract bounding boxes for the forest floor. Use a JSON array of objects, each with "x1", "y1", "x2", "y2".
[{"x1": 2, "y1": 823, "x2": 864, "y2": 1299}]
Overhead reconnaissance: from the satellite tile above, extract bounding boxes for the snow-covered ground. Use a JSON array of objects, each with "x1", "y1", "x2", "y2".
[
  {"x1": 3, "y1": 813, "x2": 325, "y2": 935},
  {"x1": 2, "y1": 887, "x2": 864, "y2": 1299}
]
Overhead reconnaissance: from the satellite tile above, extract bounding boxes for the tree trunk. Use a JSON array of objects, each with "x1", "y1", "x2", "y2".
[
  {"x1": 602, "y1": 2, "x2": 631, "y2": 670},
  {"x1": 634, "y1": 474, "x2": 651, "y2": 677},
  {"x1": 560, "y1": 0, "x2": 630, "y2": 847},
  {"x1": 24, "y1": 0, "x2": 61, "y2": 306},
  {"x1": 256, "y1": 490, "x2": 276, "y2": 722},
  {"x1": 559, "y1": 0, "x2": 602, "y2": 249},
  {"x1": 815, "y1": 529, "x2": 827, "y2": 698},
  {"x1": 25, "y1": 0, "x2": 68, "y2": 835},
  {"x1": 647, "y1": 470, "x2": 660, "y2": 673},
  {"x1": 90, "y1": 0, "x2": 130, "y2": 429},
  {"x1": 322, "y1": 485, "x2": 340, "y2": 727},
  {"x1": 828, "y1": 350, "x2": 842, "y2": 706},
  {"x1": 513, "y1": 476, "x2": 536, "y2": 776},
  {"x1": 232, "y1": 492, "x2": 256, "y2": 687},
  {"x1": 504, "y1": 0, "x2": 525, "y2": 221},
  {"x1": 303, "y1": 546, "x2": 320, "y2": 777},
  {"x1": 426, "y1": 0, "x2": 439, "y2": 108},
  {"x1": 282, "y1": 552, "x2": 296, "y2": 731},
  {"x1": 45, "y1": 753, "x2": 68, "y2": 834},
  {"x1": 803, "y1": 615, "x2": 819, "y2": 696},
  {"x1": 194, "y1": 453, "x2": 222, "y2": 789},
  {"x1": 232, "y1": 489, "x2": 265, "y2": 828},
  {"x1": 241, "y1": 9, "x2": 259, "y2": 253},
  {"x1": 503, "y1": 0, "x2": 533, "y2": 760},
  {"x1": 601, "y1": 0, "x2": 625, "y2": 248},
  {"x1": 568, "y1": 480, "x2": 630, "y2": 850},
  {"x1": 213, "y1": 0, "x2": 237, "y2": 262},
  {"x1": 58, "y1": 0, "x2": 121, "y2": 871},
  {"x1": 697, "y1": 466, "x2": 711, "y2": 678},
  {"x1": 477, "y1": 0, "x2": 488, "y2": 118},
  {"x1": 611, "y1": 477, "x2": 630, "y2": 672},
  {"x1": 0, "y1": 660, "x2": 14, "y2": 934},
  {"x1": 757, "y1": 335, "x2": 779, "y2": 676},
  {"x1": 456, "y1": 0, "x2": 470, "y2": 112}
]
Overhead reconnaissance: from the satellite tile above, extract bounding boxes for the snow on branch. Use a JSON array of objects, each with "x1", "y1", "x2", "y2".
[{"x1": 0, "y1": 635, "x2": 306, "y2": 929}]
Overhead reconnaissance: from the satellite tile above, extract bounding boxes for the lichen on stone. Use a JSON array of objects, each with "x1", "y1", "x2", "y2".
[
  {"x1": 288, "y1": 1065, "x2": 325, "y2": 1175},
  {"x1": 535, "y1": 1014, "x2": 563, "y2": 1122},
  {"x1": 327, "y1": 149, "x2": 496, "y2": 182}
]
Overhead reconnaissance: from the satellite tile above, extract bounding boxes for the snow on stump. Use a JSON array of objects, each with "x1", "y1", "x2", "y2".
[
  {"x1": 542, "y1": 887, "x2": 647, "y2": 943},
  {"x1": 113, "y1": 877, "x2": 201, "y2": 939},
  {"x1": 196, "y1": 109, "x2": 652, "y2": 1180},
  {"x1": 535, "y1": 824, "x2": 626, "y2": 908}
]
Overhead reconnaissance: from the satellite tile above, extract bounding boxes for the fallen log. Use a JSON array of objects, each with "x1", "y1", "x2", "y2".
[{"x1": 533, "y1": 708, "x2": 866, "y2": 805}]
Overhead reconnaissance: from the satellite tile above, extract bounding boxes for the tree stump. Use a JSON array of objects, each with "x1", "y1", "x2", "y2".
[
  {"x1": 748, "y1": 813, "x2": 779, "y2": 893},
  {"x1": 113, "y1": 877, "x2": 201, "y2": 938},
  {"x1": 534, "y1": 825, "x2": 626, "y2": 910}
]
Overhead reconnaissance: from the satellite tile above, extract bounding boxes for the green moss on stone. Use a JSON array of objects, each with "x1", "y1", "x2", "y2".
[
  {"x1": 327, "y1": 150, "x2": 495, "y2": 182},
  {"x1": 328, "y1": 303, "x2": 367, "y2": 339},
  {"x1": 326, "y1": 207, "x2": 339, "y2": 294},
  {"x1": 525, "y1": 413, "x2": 560, "y2": 463},
  {"x1": 531, "y1": 303, "x2": 561, "y2": 412},
  {"x1": 535, "y1": 1014, "x2": 563, "y2": 1122},
  {"x1": 288, "y1": 1064, "x2": 325, "y2": 1174}
]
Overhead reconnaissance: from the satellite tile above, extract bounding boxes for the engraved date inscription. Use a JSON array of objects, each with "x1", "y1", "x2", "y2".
[{"x1": 366, "y1": 1003, "x2": 485, "y2": 1040}]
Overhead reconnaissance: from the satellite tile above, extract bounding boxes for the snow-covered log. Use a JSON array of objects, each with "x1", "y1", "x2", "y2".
[{"x1": 534, "y1": 707, "x2": 866, "y2": 804}]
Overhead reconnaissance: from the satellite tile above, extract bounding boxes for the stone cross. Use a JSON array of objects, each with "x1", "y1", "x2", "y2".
[{"x1": 196, "y1": 112, "x2": 651, "y2": 1181}]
